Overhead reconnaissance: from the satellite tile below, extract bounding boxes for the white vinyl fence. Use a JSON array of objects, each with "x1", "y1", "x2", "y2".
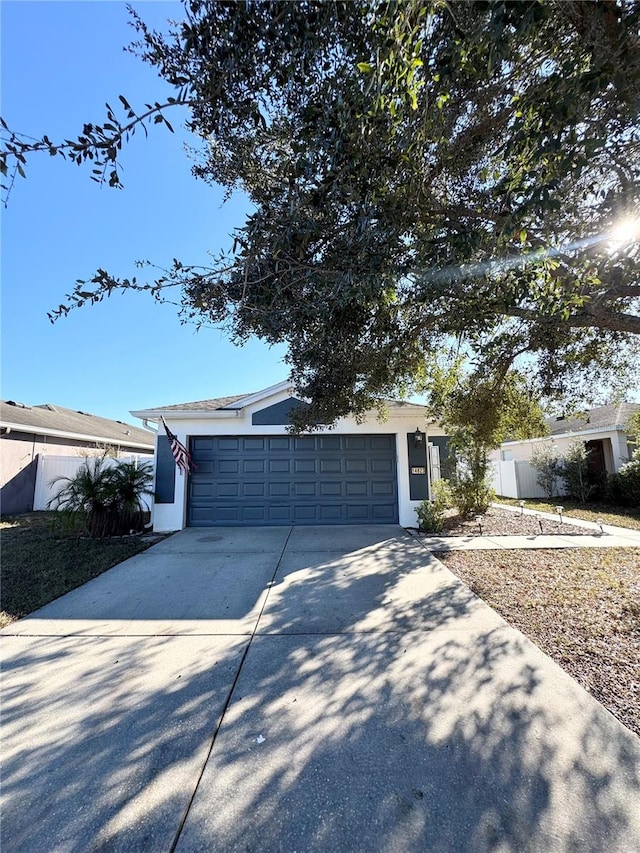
[
  {"x1": 34, "y1": 454, "x2": 154, "y2": 511},
  {"x1": 490, "y1": 460, "x2": 548, "y2": 499}
]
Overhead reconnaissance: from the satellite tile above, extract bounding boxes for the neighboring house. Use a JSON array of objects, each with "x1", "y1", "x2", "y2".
[
  {"x1": 489, "y1": 402, "x2": 639, "y2": 498},
  {"x1": 0, "y1": 400, "x2": 155, "y2": 515},
  {"x1": 131, "y1": 381, "x2": 448, "y2": 531}
]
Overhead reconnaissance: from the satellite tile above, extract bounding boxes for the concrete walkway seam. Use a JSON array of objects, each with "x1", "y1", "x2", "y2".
[{"x1": 168, "y1": 526, "x2": 295, "y2": 853}]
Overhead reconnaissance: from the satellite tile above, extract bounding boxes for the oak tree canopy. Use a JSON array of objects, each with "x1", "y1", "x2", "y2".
[{"x1": 2, "y1": 0, "x2": 639, "y2": 425}]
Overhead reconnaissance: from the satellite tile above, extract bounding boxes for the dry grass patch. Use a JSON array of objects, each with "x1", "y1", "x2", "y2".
[
  {"x1": 438, "y1": 548, "x2": 640, "y2": 737},
  {"x1": 495, "y1": 498, "x2": 640, "y2": 531}
]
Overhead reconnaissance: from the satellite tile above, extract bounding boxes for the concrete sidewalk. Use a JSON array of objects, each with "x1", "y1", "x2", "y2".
[
  {"x1": 2, "y1": 525, "x2": 639, "y2": 852},
  {"x1": 417, "y1": 504, "x2": 640, "y2": 551},
  {"x1": 416, "y1": 531, "x2": 640, "y2": 551}
]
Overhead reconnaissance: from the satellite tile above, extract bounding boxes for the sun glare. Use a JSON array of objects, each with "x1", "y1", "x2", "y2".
[{"x1": 609, "y1": 215, "x2": 640, "y2": 251}]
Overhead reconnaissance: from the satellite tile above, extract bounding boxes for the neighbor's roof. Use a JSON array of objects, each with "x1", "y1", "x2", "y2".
[
  {"x1": 0, "y1": 400, "x2": 155, "y2": 449},
  {"x1": 547, "y1": 402, "x2": 639, "y2": 436}
]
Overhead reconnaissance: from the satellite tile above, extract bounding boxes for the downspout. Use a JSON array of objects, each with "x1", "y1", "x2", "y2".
[{"x1": 142, "y1": 418, "x2": 158, "y2": 530}]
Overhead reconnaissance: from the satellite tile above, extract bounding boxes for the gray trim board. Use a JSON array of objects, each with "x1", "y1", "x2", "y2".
[{"x1": 155, "y1": 436, "x2": 176, "y2": 504}]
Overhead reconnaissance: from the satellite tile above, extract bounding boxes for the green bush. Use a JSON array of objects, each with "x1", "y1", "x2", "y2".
[
  {"x1": 561, "y1": 440, "x2": 596, "y2": 503},
  {"x1": 530, "y1": 443, "x2": 564, "y2": 498},
  {"x1": 451, "y1": 476, "x2": 495, "y2": 516},
  {"x1": 416, "y1": 479, "x2": 452, "y2": 533},
  {"x1": 608, "y1": 451, "x2": 640, "y2": 507}
]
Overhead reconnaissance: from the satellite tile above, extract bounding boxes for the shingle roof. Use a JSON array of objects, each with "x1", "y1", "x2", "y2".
[
  {"x1": 154, "y1": 394, "x2": 254, "y2": 412},
  {"x1": 0, "y1": 400, "x2": 154, "y2": 448},
  {"x1": 547, "y1": 402, "x2": 639, "y2": 436},
  {"x1": 142, "y1": 393, "x2": 427, "y2": 415},
  {"x1": 386, "y1": 399, "x2": 428, "y2": 412}
]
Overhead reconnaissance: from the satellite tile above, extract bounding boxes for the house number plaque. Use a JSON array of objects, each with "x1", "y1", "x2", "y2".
[{"x1": 411, "y1": 466, "x2": 426, "y2": 475}]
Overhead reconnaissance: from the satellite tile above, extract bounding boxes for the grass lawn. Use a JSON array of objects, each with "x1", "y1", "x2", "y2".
[
  {"x1": 439, "y1": 547, "x2": 640, "y2": 737},
  {"x1": 496, "y1": 497, "x2": 640, "y2": 531},
  {"x1": 0, "y1": 512, "x2": 165, "y2": 628}
]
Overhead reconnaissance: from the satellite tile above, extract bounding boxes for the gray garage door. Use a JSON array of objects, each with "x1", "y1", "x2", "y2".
[{"x1": 188, "y1": 434, "x2": 398, "y2": 526}]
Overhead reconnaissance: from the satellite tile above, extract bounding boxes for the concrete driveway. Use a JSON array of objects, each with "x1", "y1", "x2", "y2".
[{"x1": 1, "y1": 525, "x2": 639, "y2": 852}]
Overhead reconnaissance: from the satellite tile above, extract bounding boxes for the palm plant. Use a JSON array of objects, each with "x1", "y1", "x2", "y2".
[
  {"x1": 48, "y1": 456, "x2": 153, "y2": 537},
  {"x1": 109, "y1": 461, "x2": 153, "y2": 533}
]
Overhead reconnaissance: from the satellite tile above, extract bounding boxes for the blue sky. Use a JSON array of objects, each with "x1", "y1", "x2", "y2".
[{"x1": 1, "y1": 1, "x2": 288, "y2": 425}]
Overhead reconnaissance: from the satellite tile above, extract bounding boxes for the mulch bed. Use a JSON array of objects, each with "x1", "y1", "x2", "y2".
[
  {"x1": 438, "y1": 547, "x2": 640, "y2": 738},
  {"x1": 437, "y1": 506, "x2": 595, "y2": 537}
]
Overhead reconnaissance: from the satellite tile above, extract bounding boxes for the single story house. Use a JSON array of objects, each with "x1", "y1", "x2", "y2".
[
  {"x1": 132, "y1": 381, "x2": 448, "y2": 531},
  {"x1": 1, "y1": 400, "x2": 155, "y2": 515},
  {"x1": 491, "y1": 402, "x2": 638, "y2": 494}
]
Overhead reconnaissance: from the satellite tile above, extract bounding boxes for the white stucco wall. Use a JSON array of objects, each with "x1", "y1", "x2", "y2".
[
  {"x1": 491, "y1": 427, "x2": 632, "y2": 473},
  {"x1": 152, "y1": 393, "x2": 437, "y2": 531}
]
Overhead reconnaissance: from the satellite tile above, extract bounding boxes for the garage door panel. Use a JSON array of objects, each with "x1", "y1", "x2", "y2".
[
  {"x1": 293, "y1": 505, "x2": 318, "y2": 522},
  {"x1": 373, "y1": 504, "x2": 397, "y2": 519},
  {"x1": 268, "y1": 482, "x2": 290, "y2": 497},
  {"x1": 195, "y1": 461, "x2": 214, "y2": 475},
  {"x1": 294, "y1": 482, "x2": 316, "y2": 497},
  {"x1": 344, "y1": 436, "x2": 367, "y2": 450},
  {"x1": 188, "y1": 434, "x2": 397, "y2": 526},
  {"x1": 372, "y1": 481, "x2": 394, "y2": 496},
  {"x1": 319, "y1": 482, "x2": 342, "y2": 497},
  {"x1": 345, "y1": 481, "x2": 368, "y2": 496},
  {"x1": 269, "y1": 459, "x2": 291, "y2": 473},
  {"x1": 243, "y1": 483, "x2": 266, "y2": 497},
  {"x1": 370, "y1": 435, "x2": 395, "y2": 450},
  {"x1": 319, "y1": 505, "x2": 342, "y2": 521},
  {"x1": 371, "y1": 458, "x2": 394, "y2": 474},
  {"x1": 191, "y1": 438, "x2": 214, "y2": 455},
  {"x1": 345, "y1": 505, "x2": 368, "y2": 520},
  {"x1": 319, "y1": 458, "x2": 342, "y2": 474},
  {"x1": 268, "y1": 505, "x2": 292, "y2": 522},
  {"x1": 216, "y1": 483, "x2": 239, "y2": 498},
  {"x1": 191, "y1": 483, "x2": 214, "y2": 498}
]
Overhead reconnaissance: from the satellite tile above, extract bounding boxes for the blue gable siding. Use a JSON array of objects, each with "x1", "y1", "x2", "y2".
[{"x1": 252, "y1": 397, "x2": 310, "y2": 426}]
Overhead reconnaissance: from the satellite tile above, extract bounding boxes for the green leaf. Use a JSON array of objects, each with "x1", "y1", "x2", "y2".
[{"x1": 356, "y1": 62, "x2": 373, "y2": 73}]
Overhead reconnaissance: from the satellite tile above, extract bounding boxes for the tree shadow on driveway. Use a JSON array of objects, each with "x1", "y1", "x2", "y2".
[{"x1": 1, "y1": 527, "x2": 639, "y2": 852}]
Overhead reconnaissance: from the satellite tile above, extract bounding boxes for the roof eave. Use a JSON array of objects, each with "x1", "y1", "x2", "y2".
[
  {"x1": 0, "y1": 420, "x2": 154, "y2": 449},
  {"x1": 502, "y1": 423, "x2": 626, "y2": 446},
  {"x1": 130, "y1": 409, "x2": 242, "y2": 420}
]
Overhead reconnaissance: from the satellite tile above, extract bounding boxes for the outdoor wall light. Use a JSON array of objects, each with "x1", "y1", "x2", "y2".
[{"x1": 413, "y1": 428, "x2": 424, "y2": 447}]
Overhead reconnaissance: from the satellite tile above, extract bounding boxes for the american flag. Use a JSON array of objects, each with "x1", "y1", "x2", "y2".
[{"x1": 161, "y1": 417, "x2": 193, "y2": 475}]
